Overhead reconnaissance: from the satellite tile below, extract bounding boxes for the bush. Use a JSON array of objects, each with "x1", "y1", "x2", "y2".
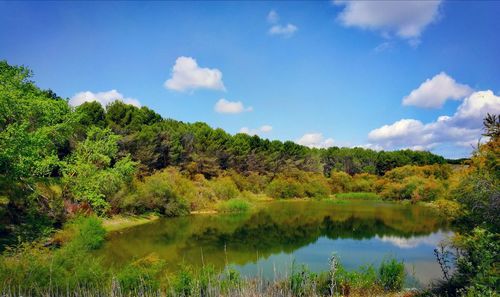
[
  {"x1": 123, "y1": 170, "x2": 189, "y2": 216},
  {"x1": 411, "y1": 177, "x2": 444, "y2": 202},
  {"x1": 379, "y1": 181, "x2": 405, "y2": 200},
  {"x1": 66, "y1": 215, "x2": 106, "y2": 251},
  {"x1": 432, "y1": 198, "x2": 462, "y2": 219},
  {"x1": 265, "y1": 176, "x2": 305, "y2": 199},
  {"x1": 303, "y1": 174, "x2": 331, "y2": 198},
  {"x1": 210, "y1": 176, "x2": 240, "y2": 200},
  {"x1": 351, "y1": 173, "x2": 378, "y2": 192},
  {"x1": 329, "y1": 171, "x2": 352, "y2": 193},
  {"x1": 378, "y1": 258, "x2": 405, "y2": 291},
  {"x1": 384, "y1": 164, "x2": 452, "y2": 181},
  {"x1": 453, "y1": 228, "x2": 499, "y2": 292}
]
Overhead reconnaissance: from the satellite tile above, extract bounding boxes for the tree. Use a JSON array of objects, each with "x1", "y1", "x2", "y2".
[
  {"x1": 482, "y1": 113, "x2": 500, "y2": 139},
  {"x1": 62, "y1": 127, "x2": 136, "y2": 214}
]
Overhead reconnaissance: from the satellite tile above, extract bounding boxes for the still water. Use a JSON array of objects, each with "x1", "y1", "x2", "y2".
[{"x1": 98, "y1": 200, "x2": 452, "y2": 287}]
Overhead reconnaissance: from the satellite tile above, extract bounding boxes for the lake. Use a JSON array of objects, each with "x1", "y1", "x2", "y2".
[{"x1": 98, "y1": 200, "x2": 452, "y2": 287}]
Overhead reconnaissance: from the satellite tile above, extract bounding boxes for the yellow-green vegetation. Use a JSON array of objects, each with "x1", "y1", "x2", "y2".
[
  {"x1": 1, "y1": 60, "x2": 497, "y2": 297},
  {"x1": 102, "y1": 214, "x2": 160, "y2": 232},
  {"x1": 335, "y1": 192, "x2": 381, "y2": 200},
  {"x1": 217, "y1": 198, "x2": 251, "y2": 213},
  {"x1": 1, "y1": 215, "x2": 412, "y2": 296}
]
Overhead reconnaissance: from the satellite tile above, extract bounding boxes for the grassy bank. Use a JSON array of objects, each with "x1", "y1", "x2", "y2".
[
  {"x1": 334, "y1": 192, "x2": 382, "y2": 200},
  {"x1": 102, "y1": 214, "x2": 160, "y2": 232}
]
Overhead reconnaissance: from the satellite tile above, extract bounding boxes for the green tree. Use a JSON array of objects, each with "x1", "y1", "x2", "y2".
[{"x1": 62, "y1": 127, "x2": 136, "y2": 214}]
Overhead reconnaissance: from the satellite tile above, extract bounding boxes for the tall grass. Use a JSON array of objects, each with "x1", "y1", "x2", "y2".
[
  {"x1": 1, "y1": 216, "x2": 410, "y2": 296},
  {"x1": 1, "y1": 254, "x2": 408, "y2": 297},
  {"x1": 217, "y1": 198, "x2": 250, "y2": 213}
]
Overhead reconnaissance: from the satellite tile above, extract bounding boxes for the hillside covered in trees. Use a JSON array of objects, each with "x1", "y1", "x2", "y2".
[
  {"x1": 0, "y1": 60, "x2": 451, "y2": 240},
  {"x1": 1, "y1": 60, "x2": 499, "y2": 297}
]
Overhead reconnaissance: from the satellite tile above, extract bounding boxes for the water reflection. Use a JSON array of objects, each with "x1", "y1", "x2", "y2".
[{"x1": 98, "y1": 200, "x2": 451, "y2": 286}]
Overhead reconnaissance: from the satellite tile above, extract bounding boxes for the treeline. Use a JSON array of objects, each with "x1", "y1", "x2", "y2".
[{"x1": 0, "y1": 60, "x2": 447, "y2": 227}]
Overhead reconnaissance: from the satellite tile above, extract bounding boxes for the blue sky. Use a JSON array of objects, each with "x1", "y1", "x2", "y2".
[{"x1": 1, "y1": 1, "x2": 499, "y2": 158}]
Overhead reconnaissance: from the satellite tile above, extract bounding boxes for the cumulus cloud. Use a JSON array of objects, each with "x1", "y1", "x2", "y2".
[
  {"x1": 164, "y1": 56, "x2": 225, "y2": 92},
  {"x1": 239, "y1": 125, "x2": 273, "y2": 136},
  {"x1": 269, "y1": 24, "x2": 298, "y2": 38},
  {"x1": 214, "y1": 98, "x2": 253, "y2": 114},
  {"x1": 334, "y1": 0, "x2": 441, "y2": 42},
  {"x1": 368, "y1": 90, "x2": 500, "y2": 152},
  {"x1": 403, "y1": 72, "x2": 473, "y2": 108},
  {"x1": 267, "y1": 10, "x2": 298, "y2": 38},
  {"x1": 69, "y1": 89, "x2": 141, "y2": 107},
  {"x1": 296, "y1": 133, "x2": 335, "y2": 148}
]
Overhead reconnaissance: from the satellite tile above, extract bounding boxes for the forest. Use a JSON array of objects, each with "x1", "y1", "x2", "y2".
[
  {"x1": 0, "y1": 60, "x2": 447, "y2": 235},
  {"x1": 0, "y1": 60, "x2": 498, "y2": 296}
]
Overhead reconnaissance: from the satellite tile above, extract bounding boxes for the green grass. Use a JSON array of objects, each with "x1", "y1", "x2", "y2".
[
  {"x1": 217, "y1": 198, "x2": 251, "y2": 213},
  {"x1": 335, "y1": 192, "x2": 381, "y2": 200}
]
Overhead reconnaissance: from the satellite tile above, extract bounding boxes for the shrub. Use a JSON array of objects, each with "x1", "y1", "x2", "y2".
[
  {"x1": 379, "y1": 181, "x2": 405, "y2": 200},
  {"x1": 378, "y1": 258, "x2": 405, "y2": 291},
  {"x1": 432, "y1": 199, "x2": 462, "y2": 219},
  {"x1": 265, "y1": 176, "x2": 305, "y2": 199},
  {"x1": 245, "y1": 172, "x2": 269, "y2": 193},
  {"x1": 303, "y1": 174, "x2": 331, "y2": 198},
  {"x1": 66, "y1": 215, "x2": 106, "y2": 251},
  {"x1": 411, "y1": 177, "x2": 444, "y2": 202},
  {"x1": 210, "y1": 176, "x2": 240, "y2": 200},
  {"x1": 351, "y1": 173, "x2": 378, "y2": 192},
  {"x1": 329, "y1": 171, "x2": 352, "y2": 193},
  {"x1": 453, "y1": 228, "x2": 499, "y2": 292},
  {"x1": 124, "y1": 170, "x2": 189, "y2": 216},
  {"x1": 384, "y1": 164, "x2": 452, "y2": 181}
]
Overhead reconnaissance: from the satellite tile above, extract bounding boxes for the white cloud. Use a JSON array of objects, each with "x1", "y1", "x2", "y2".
[
  {"x1": 267, "y1": 10, "x2": 279, "y2": 23},
  {"x1": 378, "y1": 231, "x2": 452, "y2": 249},
  {"x1": 368, "y1": 90, "x2": 500, "y2": 152},
  {"x1": 239, "y1": 125, "x2": 273, "y2": 136},
  {"x1": 403, "y1": 72, "x2": 473, "y2": 108},
  {"x1": 164, "y1": 56, "x2": 225, "y2": 92},
  {"x1": 269, "y1": 24, "x2": 298, "y2": 38},
  {"x1": 214, "y1": 98, "x2": 253, "y2": 114},
  {"x1": 260, "y1": 125, "x2": 273, "y2": 133},
  {"x1": 334, "y1": 0, "x2": 441, "y2": 42},
  {"x1": 267, "y1": 10, "x2": 297, "y2": 38},
  {"x1": 69, "y1": 90, "x2": 141, "y2": 107},
  {"x1": 296, "y1": 133, "x2": 335, "y2": 148}
]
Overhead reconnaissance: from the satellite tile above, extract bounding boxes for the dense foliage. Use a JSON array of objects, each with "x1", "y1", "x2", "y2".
[
  {"x1": 0, "y1": 60, "x2": 447, "y2": 239},
  {"x1": 1, "y1": 60, "x2": 497, "y2": 296},
  {"x1": 428, "y1": 114, "x2": 499, "y2": 297}
]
